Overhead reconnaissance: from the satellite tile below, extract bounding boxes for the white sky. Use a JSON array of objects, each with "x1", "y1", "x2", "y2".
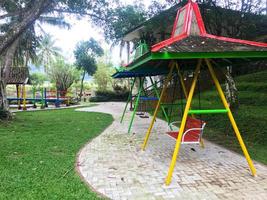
[
  {"x1": 41, "y1": 0, "x2": 167, "y2": 67},
  {"x1": 42, "y1": 18, "x2": 111, "y2": 63}
]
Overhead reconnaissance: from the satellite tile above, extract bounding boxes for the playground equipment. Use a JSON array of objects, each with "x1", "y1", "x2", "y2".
[
  {"x1": 8, "y1": 87, "x2": 71, "y2": 110},
  {"x1": 113, "y1": 70, "x2": 188, "y2": 134},
  {"x1": 113, "y1": 72, "x2": 169, "y2": 133},
  {"x1": 113, "y1": 0, "x2": 267, "y2": 185},
  {"x1": 5, "y1": 67, "x2": 30, "y2": 110},
  {"x1": 165, "y1": 69, "x2": 206, "y2": 147}
]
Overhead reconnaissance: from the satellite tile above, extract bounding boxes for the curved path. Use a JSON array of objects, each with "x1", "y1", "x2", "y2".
[{"x1": 76, "y1": 102, "x2": 267, "y2": 200}]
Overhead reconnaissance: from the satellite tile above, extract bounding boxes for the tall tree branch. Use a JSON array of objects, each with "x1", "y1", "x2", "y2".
[
  {"x1": 0, "y1": 0, "x2": 53, "y2": 56},
  {"x1": 0, "y1": 9, "x2": 25, "y2": 19},
  {"x1": 52, "y1": 8, "x2": 108, "y2": 21}
]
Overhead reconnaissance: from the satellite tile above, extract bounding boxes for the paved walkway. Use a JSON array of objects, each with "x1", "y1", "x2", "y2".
[{"x1": 76, "y1": 102, "x2": 267, "y2": 200}]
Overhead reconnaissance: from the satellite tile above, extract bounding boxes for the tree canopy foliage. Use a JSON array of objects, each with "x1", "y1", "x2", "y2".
[
  {"x1": 74, "y1": 39, "x2": 104, "y2": 76},
  {"x1": 0, "y1": 0, "x2": 111, "y2": 55},
  {"x1": 30, "y1": 72, "x2": 47, "y2": 87},
  {"x1": 36, "y1": 34, "x2": 62, "y2": 72},
  {"x1": 48, "y1": 57, "x2": 80, "y2": 93},
  {"x1": 94, "y1": 61, "x2": 114, "y2": 91},
  {"x1": 100, "y1": 4, "x2": 147, "y2": 42}
]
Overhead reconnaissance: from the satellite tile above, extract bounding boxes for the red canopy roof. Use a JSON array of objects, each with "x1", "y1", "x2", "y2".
[{"x1": 152, "y1": 0, "x2": 267, "y2": 52}]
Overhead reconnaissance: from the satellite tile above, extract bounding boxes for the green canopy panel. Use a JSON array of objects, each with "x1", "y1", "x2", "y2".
[{"x1": 125, "y1": 51, "x2": 267, "y2": 74}]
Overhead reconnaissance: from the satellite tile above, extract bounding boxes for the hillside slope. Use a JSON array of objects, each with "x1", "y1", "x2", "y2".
[{"x1": 200, "y1": 70, "x2": 267, "y2": 164}]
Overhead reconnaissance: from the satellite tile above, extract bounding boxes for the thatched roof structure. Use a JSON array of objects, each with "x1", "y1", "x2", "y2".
[{"x1": 6, "y1": 67, "x2": 31, "y2": 85}]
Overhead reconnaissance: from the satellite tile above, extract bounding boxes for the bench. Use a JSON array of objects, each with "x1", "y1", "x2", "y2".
[{"x1": 166, "y1": 117, "x2": 206, "y2": 144}]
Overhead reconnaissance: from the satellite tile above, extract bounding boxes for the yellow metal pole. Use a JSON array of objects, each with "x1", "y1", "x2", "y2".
[
  {"x1": 205, "y1": 59, "x2": 256, "y2": 176},
  {"x1": 165, "y1": 59, "x2": 202, "y2": 185},
  {"x1": 176, "y1": 64, "x2": 204, "y2": 147},
  {"x1": 22, "y1": 84, "x2": 27, "y2": 111},
  {"x1": 17, "y1": 85, "x2": 21, "y2": 109},
  {"x1": 142, "y1": 62, "x2": 175, "y2": 150}
]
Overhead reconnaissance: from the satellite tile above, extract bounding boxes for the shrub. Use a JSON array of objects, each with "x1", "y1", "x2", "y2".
[
  {"x1": 89, "y1": 96, "x2": 110, "y2": 102},
  {"x1": 0, "y1": 109, "x2": 12, "y2": 120},
  {"x1": 90, "y1": 90, "x2": 129, "y2": 102}
]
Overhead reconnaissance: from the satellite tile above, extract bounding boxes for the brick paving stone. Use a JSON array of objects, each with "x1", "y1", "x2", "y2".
[{"x1": 76, "y1": 102, "x2": 267, "y2": 200}]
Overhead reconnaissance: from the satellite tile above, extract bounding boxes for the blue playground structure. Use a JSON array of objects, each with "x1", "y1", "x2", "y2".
[{"x1": 7, "y1": 86, "x2": 70, "y2": 110}]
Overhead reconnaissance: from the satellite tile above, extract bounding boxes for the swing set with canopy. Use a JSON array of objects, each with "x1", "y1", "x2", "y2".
[
  {"x1": 112, "y1": 66, "x2": 190, "y2": 134},
  {"x1": 113, "y1": 71, "x2": 171, "y2": 133},
  {"x1": 114, "y1": 0, "x2": 267, "y2": 185}
]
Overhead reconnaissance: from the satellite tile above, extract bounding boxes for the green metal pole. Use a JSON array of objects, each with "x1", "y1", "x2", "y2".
[
  {"x1": 188, "y1": 109, "x2": 228, "y2": 114},
  {"x1": 127, "y1": 77, "x2": 144, "y2": 133},
  {"x1": 120, "y1": 77, "x2": 136, "y2": 123},
  {"x1": 149, "y1": 76, "x2": 172, "y2": 130}
]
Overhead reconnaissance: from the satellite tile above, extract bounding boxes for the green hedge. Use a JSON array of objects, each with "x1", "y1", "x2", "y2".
[{"x1": 90, "y1": 90, "x2": 129, "y2": 102}]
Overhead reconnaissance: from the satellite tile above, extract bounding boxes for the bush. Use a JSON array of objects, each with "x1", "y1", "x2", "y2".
[
  {"x1": 90, "y1": 90, "x2": 129, "y2": 102},
  {"x1": 0, "y1": 109, "x2": 12, "y2": 120},
  {"x1": 89, "y1": 96, "x2": 110, "y2": 102}
]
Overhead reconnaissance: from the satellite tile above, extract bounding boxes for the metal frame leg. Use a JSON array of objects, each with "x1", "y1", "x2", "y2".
[
  {"x1": 149, "y1": 76, "x2": 171, "y2": 127},
  {"x1": 165, "y1": 59, "x2": 202, "y2": 185},
  {"x1": 22, "y1": 84, "x2": 27, "y2": 111},
  {"x1": 121, "y1": 77, "x2": 136, "y2": 123},
  {"x1": 205, "y1": 58, "x2": 256, "y2": 176},
  {"x1": 17, "y1": 85, "x2": 22, "y2": 110},
  {"x1": 128, "y1": 77, "x2": 144, "y2": 133},
  {"x1": 142, "y1": 62, "x2": 175, "y2": 150}
]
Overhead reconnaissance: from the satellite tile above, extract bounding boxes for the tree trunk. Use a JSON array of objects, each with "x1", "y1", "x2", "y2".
[
  {"x1": 0, "y1": 64, "x2": 10, "y2": 119},
  {"x1": 225, "y1": 66, "x2": 239, "y2": 110},
  {"x1": 0, "y1": 0, "x2": 52, "y2": 56},
  {"x1": 0, "y1": 39, "x2": 19, "y2": 119},
  {"x1": 0, "y1": 78, "x2": 9, "y2": 119},
  {"x1": 79, "y1": 70, "x2": 86, "y2": 101}
]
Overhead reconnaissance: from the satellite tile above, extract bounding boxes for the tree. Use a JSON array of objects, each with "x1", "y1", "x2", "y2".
[
  {"x1": 30, "y1": 72, "x2": 47, "y2": 87},
  {"x1": 74, "y1": 39, "x2": 103, "y2": 100},
  {"x1": 93, "y1": 61, "x2": 114, "y2": 91},
  {"x1": 36, "y1": 34, "x2": 61, "y2": 72},
  {"x1": 48, "y1": 57, "x2": 80, "y2": 96},
  {"x1": 99, "y1": 4, "x2": 147, "y2": 61},
  {"x1": 0, "y1": 0, "x2": 111, "y2": 118}
]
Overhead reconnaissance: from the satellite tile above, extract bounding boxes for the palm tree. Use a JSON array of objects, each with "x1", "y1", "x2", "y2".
[
  {"x1": 13, "y1": 26, "x2": 39, "y2": 68},
  {"x1": 74, "y1": 39, "x2": 104, "y2": 100},
  {"x1": 36, "y1": 34, "x2": 62, "y2": 72}
]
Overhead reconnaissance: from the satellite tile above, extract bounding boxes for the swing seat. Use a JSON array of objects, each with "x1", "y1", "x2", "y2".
[
  {"x1": 166, "y1": 117, "x2": 206, "y2": 144},
  {"x1": 139, "y1": 96, "x2": 159, "y2": 101}
]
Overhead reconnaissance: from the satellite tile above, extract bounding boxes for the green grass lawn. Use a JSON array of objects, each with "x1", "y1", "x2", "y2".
[
  {"x1": 0, "y1": 108, "x2": 113, "y2": 199},
  {"x1": 158, "y1": 70, "x2": 267, "y2": 164}
]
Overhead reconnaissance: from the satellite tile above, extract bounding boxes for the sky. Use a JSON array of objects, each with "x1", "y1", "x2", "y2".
[
  {"x1": 41, "y1": 0, "x2": 166, "y2": 67},
  {"x1": 41, "y1": 18, "x2": 111, "y2": 63}
]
